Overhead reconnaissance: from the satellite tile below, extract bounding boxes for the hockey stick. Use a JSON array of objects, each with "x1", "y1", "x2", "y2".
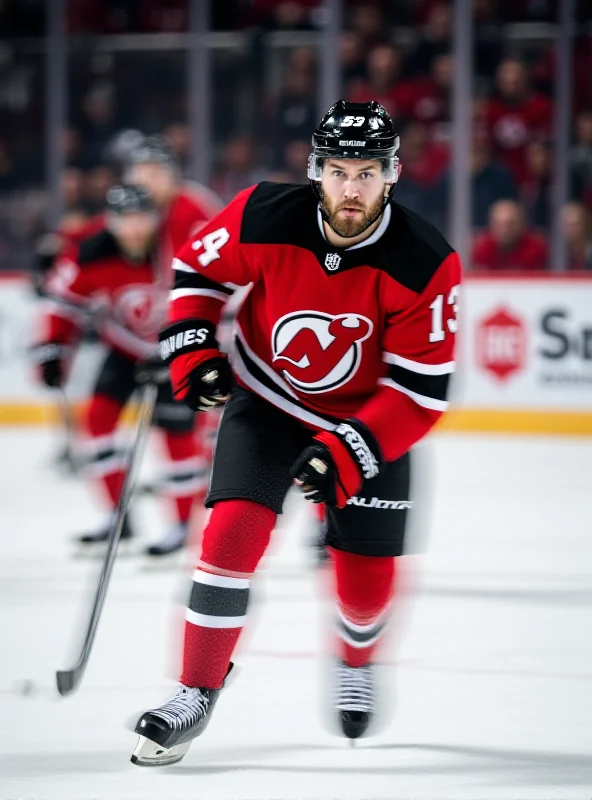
[
  {"x1": 55, "y1": 388, "x2": 80, "y2": 474},
  {"x1": 56, "y1": 382, "x2": 158, "y2": 696}
]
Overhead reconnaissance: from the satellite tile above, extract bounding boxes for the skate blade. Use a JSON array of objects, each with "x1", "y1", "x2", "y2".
[
  {"x1": 71, "y1": 539, "x2": 137, "y2": 560},
  {"x1": 131, "y1": 734, "x2": 191, "y2": 767},
  {"x1": 138, "y1": 550, "x2": 186, "y2": 572}
]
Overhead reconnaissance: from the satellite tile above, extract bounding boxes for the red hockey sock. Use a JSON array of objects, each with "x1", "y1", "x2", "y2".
[
  {"x1": 181, "y1": 499, "x2": 276, "y2": 689},
  {"x1": 330, "y1": 549, "x2": 397, "y2": 668},
  {"x1": 83, "y1": 394, "x2": 125, "y2": 508},
  {"x1": 162, "y1": 430, "x2": 205, "y2": 523}
]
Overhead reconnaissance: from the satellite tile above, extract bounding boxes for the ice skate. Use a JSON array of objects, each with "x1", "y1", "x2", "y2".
[
  {"x1": 131, "y1": 664, "x2": 233, "y2": 766},
  {"x1": 144, "y1": 521, "x2": 189, "y2": 559},
  {"x1": 72, "y1": 514, "x2": 135, "y2": 558},
  {"x1": 334, "y1": 661, "x2": 375, "y2": 740}
]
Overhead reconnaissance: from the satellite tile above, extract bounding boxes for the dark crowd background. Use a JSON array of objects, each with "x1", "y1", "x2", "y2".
[{"x1": 1, "y1": 0, "x2": 591, "y2": 272}]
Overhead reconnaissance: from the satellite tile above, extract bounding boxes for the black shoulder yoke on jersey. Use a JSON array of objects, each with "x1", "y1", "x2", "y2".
[
  {"x1": 77, "y1": 229, "x2": 121, "y2": 266},
  {"x1": 239, "y1": 182, "x2": 454, "y2": 295}
]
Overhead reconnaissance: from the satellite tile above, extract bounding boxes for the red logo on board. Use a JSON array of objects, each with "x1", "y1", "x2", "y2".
[{"x1": 477, "y1": 307, "x2": 526, "y2": 381}]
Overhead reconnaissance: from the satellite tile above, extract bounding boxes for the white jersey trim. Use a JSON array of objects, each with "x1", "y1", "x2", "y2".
[
  {"x1": 234, "y1": 321, "x2": 300, "y2": 400},
  {"x1": 172, "y1": 257, "x2": 196, "y2": 274},
  {"x1": 185, "y1": 608, "x2": 245, "y2": 629},
  {"x1": 79, "y1": 434, "x2": 117, "y2": 456},
  {"x1": 378, "y1": 377, "x2": 449, "y2": 411},
  {"x1": 170, "y1": 287, "x2": 229, "y2": 303},
  {"x1": 337, "y1": 605, "x2": 390, "y2": 633},
  {"x1": 85, "y1": 454, "x2": 127, "y2": 477},
  {"x1": 192, "y1": 570, "x2": 250, "y2": 590},
  {"x1": 337, "y1": 627, "x2": 385, "y2": 649},
  {"x1": 232, "y1": 344, "x2": 338, "y2": 432},
  {"x1": 383, "y1": 352, "x2": 455, "y2": 375},
  {"x1": 163, "y1": 456, "x2": 207, "y2": 474}
]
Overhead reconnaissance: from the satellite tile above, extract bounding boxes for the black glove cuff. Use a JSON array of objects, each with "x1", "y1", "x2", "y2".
[
  {"x1": 334, "y1": 418, "x2": 384, "y2": 481},
  {"x1": 158, "y1": 319, "x2": 218, "y2": 365}
]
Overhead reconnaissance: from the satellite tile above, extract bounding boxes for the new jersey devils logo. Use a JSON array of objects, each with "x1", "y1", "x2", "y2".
[
  {"x1": 113, "y1": 284, "x2": 166, "y2": 338},
  {"x1": 272, "y1": 311, "x2": 373, "y2": 393}
]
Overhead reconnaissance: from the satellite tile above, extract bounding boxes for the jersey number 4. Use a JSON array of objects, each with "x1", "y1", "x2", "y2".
[
  {"x1": 429, "y1": 285, "x2": 459, "y2": 342},
  {"x1": 192, "y1": 227, "x2": 230, "y2": 267}
]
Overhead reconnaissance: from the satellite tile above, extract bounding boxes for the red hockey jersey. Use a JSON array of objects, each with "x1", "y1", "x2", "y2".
[
  {"x1": 167, "y1": 183, "x2": 461, "y2": 462},
  {"x1": 42, "y1": 229, "x2": 164, "y2": 361},
  {"x1": 58, "y1": 182, "x2": 222, "y2": 275},
  {"x1": 156, "y1": 182, "x2": 223, "y2": 282}
]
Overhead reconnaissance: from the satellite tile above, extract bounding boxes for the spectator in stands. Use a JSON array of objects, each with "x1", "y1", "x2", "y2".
[
  {"x1": 520, "y1": 140, "x2": 553, "y2": 230},
  {"x1": 164, "y1": 123, "x2": 191, "y2": 171},
  {"x1": 570, "y1": 110, "x2": 592, "y2": 207},
  {"x1": 397, "y1": 52, "x2": 453, "y2": 142},
  {"x1": 280, "y1": 140, "x2": 310, "y2": 184},
  {"x1": 472, "y1": 199, "x2": 548, "y2": 271},
  {"x1": 63, "y1": 126, "x2": 83, "y2": 168},
  {"x1": 250, "y1": 0, "x2": 320, "y2": 31},
  {"x1": 82, "y1": 165, "x2": 116, "y2": 214},
  {"x1": 472, "y1": 0, "x2": 503, "y2": 88},
  {"x1": 340, "y1": 31, "x2": 367, "y2": 86},
  {"x1": 562, "y1": 202, "x2": 592, "y2": 270},
  {"x1": 0, "y1": 138, "x2": 17, "y2": 192},
  {"x1": 60, "y1": 167, "x2": 85, "y2": 212},
  {"x1": 271, "y1": 68, "x2": 317, "y2": 166},
  {"x1": 350, "y1": 4, "x2": 387, "y2": 51},
  {"x1": 76, "y1": 80, "x2": 120, "y2": 169},
  {"x1": 286, "y1": 46, "x2": 317, "y2": 78},
  {"x1": 484, "y1": 58, "x2": 553, "y2": 185},
  {"x1": 348, "y1": 45, "x2": 405, "y2": 120},
  {"x1": 394, "y1": 121, "x2": 449, "y2": 221},
  {"x1": 432, "y1": 125, "x2": 517, "y2": 232},
  {"x1": 211, "y1": 135, "x2": 267, "y2": 203},
  {"x1": 407, "y1": 1, "x2": 452, "y2": 76},
  {"x1": 533, "y1": 34, "x2": 592, "y2": 116}
]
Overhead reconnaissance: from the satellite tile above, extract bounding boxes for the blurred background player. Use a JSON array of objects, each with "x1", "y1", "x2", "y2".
[
  {"x1": 33, "y1": 184, "x2": 206, "y2": 559},
  {"x1": 31, "y1": 134, "x2": 222, "y2": 290},
  {"x1": 32, "y1": 136, "x2": 225, "y2": 554}
]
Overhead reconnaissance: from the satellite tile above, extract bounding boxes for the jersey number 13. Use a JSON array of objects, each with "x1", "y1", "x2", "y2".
[{"x1": 429, "y1": 285, "x2": 459, "y2": 342}]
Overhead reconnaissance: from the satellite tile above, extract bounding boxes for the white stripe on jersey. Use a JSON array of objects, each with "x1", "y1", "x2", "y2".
[
  {"x1": 170, "y1": 287, "x2": 229, "y2": 303},
  {"x1": 383, "y1": 352, "x2": 455, "y2": 375},
  {"x1": 378, "y1": 377, "x2": 449, "y2": 411},
  {"x1": 232, "y1": 342, "x2": 338, "y2": 432}
]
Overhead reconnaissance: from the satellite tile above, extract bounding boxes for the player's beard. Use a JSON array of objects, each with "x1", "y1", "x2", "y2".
[{"x1": 323, "y1": 194, "x2": 384, "y2": 238}]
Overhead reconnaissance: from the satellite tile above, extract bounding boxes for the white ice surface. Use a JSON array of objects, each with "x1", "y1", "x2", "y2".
[{"x1": 1, "y1": 428, "x2": 592, "y2": 799}]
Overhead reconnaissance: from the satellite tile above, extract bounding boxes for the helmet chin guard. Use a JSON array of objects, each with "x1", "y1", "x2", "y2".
[{"x1": 308, "y1": 100, "x2": 401, "y2": 238}]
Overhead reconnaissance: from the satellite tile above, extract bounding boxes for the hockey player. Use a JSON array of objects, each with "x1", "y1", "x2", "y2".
[
  {"x1": 34, "y1": 185, "x2": 206, "y2": 557},
  {"x1": 131, "y1": 100, "x2": 461, "y2": 765},
  {"x1": 124, "y1": 134, "x2": 223, "y2": 266},
  {"x1": 35, "y1": 138, "x2": 223, "y2": 557}
]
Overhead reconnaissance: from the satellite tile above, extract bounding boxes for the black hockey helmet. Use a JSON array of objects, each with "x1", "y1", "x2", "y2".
[
  {"x1": 106, "y1": 183, "x2": 155, "y2": 215},
  {"x1": 308, "y1": 100, "x2": 400, "y2": 232},
  {"x1": 125, "y1": 134, "x2": 177, "y2": 169}
]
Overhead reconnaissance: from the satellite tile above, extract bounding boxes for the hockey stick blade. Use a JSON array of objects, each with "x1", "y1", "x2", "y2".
[
  {"x1": 55, "y1": 383, "x2": 157, "y2": 696},
  {"x1": 56, "y1": 668, "x2": 80, "y2": 697}
]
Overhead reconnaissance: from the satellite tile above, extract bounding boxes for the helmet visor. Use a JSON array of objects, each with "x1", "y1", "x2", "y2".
[{"x1": 307, "y1": 154, "x2": 399, "y2": 184}]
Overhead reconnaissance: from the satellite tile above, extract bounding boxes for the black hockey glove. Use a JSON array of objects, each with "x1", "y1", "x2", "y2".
[
  {"x1": 181, "y1": 356, "x2": 233, "y2": 412},
  {"x1": 135, "y1": 355, "x2": 170, "y2": 386},
  {"x1": 290, "y1": 442, "x2": 337, "y2": 506},
  {"x1": 291, "y1": 421, "x2": 383, "y2": 509},
  {"x1": 32, "y1": 342, "x2": 67, "y2": 388},
  {"x1": 159, "y1": 319, "x2": 232, "y2": 412}
]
